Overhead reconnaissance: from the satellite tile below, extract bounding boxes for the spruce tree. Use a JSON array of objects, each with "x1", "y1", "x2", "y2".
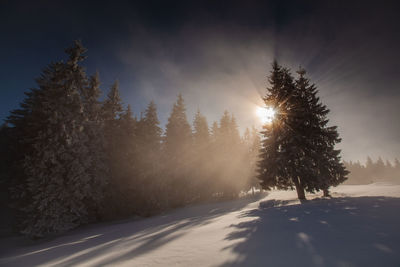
[
  {"x1": 83, "y1": 72, "x2": 102, "y2": 121},
  {"x1": 163, "y1": 94, "x2": 192, "y2": 207},
  {"x1": 193, "y1": 109, "x2": 210, "y2": 149},
  {"x1": 229, "y1": 115, "x2": 241, "y2": 145},
  {"x1": 135, "y1": 101, "x2": 162, "y2": 213},
  {"x1": 80, "y1": 72, "x2": 109, "y2": 216},
  {"x1": 218, "y1": 111, "x2": 231, "y2": 148},
  {"x1": 118, "y1": 105, "x2": 139, "y2": 214},
  {"x1": 258, "y1": 62, "x2": 298, "y2": 196},
  {"x1": 164, "y1": 94, "x2": 192, "y2": 156},
  {"x1": 210, "y1": 121, "x2": 219, "y2": 144},
  {"x1": 258, "y1": 62, "x2": 348, "y2": 200},
  {"x1": 294, "y1": 67, "x2": 348, "y2": 196},
  {"x1": 101, "y1": 81, "x2": 127, "y2": 218},
  {"x1": 102, "y1": 81, "x2": 123, "y2": 122},
  {"x1": 213, "y1": 111, "x2": 245, "y2": 198},
  {"x1": 8, "y1": 41, "x2": 106, "y2": 236},
  {"x1": 137, "y1": 101, "x2": 162, "y2": 155},
  {"x1": 244, "y1": 127, "x2": 261, "y2": 194},
  {"x1": 192, "y1": 110, "x2": 212, "y2": 200}
]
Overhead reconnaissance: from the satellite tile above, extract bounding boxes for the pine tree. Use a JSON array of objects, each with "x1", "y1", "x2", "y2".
[
  {"x1": 216, "y1": 111, "x2": 240, "y2": 153},
  {"x1": 258, "y1": 62, "x2": 348, "y2": 200},
  {"x1": 213, "y1": 111, "x2": 246, "y2": 198},
  {"x1": 134, "y1": 101, "x2": 163, "y2": 214},
  {"x1": 229, "y1": 115, "x2": 241, "y2": 144},
  {"x1": 118, "y1": 105, "x2": 138, "y2": 214},
  {"x1": 8, "y1": 41, "x2": 107, "y2": 236},
  {"x1": 163, "y1": 94, "x2": 192, "y2": 207},
  {"x1": 137, "y1": 101, "x2": 162, "y2": 154},
  {"x1": 101, "y1": 81, "x2": 127, "y2": 218},
  {"x1": 294, "y1": 67, "x2": 348, "y2": 197},
  {"x1": 218, "y1": 111, "x2": 231, "y2": 149},
  {"x1": 192, "y1": 110, "x2": 212, "y2": 200},
  {"x1": 258, "y1": 62, "x2": 297, "y2": 195},
  {"x1": 80, "y1": 72, "x2": 109, "y2": 216},
  {"x1": 83, "y1": 72, "x2": 102, "y2": 121},
  {"x1": 164, "y1": 94, "x2": 192, "y2": 156},
  {"x1": 193, "y1": 109, "x2": 210, "y2": 149},
  {"x1": 102, "y1": 81, "x2": 123, "y2": 122},
  {"x1": 245, "y1": 127, "x2": 261, "y2": 194},
  {"x1": 211, "y1": 121, "x2": 219, "y2": 143},
  {"x1": 120, "y1": 105, "x2": 136, "y2": 134}
]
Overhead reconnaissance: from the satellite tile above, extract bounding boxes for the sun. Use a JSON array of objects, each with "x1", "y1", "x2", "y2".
[{"x1": 256, "y1": 106, "x2": 276, "y2": 124}]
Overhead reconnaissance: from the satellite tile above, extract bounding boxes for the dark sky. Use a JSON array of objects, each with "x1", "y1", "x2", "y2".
[{"x1": 1, "y1": 0, "x2": 399, "y2": 161}]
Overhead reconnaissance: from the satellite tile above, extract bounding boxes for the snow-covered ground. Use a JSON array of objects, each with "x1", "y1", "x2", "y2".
[{"x1": 1, "y1": 183, "x2": 400, "y2": 267}]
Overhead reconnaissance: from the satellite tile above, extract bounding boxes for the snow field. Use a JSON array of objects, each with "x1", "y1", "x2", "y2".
[{"x1": 1, "y1": 183, "x2": 399, "y2": 267}]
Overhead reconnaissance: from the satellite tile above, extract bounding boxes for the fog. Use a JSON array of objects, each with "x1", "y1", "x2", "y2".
[
  {"x1": 1, "y1": 1, "x2": 399, "y2": 162},
  {"x1": 109, "y1": 2, "x2": 399, "y2": 162}
]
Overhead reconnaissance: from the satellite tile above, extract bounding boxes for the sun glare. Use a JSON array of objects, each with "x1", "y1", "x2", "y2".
[{"x1": 256, "y1": 106, "x2": 276, "y2": 124}]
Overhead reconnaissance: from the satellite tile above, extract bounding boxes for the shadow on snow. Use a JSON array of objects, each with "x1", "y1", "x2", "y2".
[
  {"x1": 0, "y1": 194, "x2": 265, "y2": 266},
  {"x1": 220, "y1": 196, "x2": 400, "y2": 267}
]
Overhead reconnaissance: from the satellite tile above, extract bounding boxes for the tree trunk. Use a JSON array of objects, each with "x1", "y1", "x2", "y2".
[
  {"x1": 293, "y1": 177, "x2": 306, "y2": 200},
  {"x1": 323, "y1": 188, "x2": 330, "y2": 197}
]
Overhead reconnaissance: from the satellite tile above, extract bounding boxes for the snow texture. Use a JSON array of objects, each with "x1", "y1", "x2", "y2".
[{"x1": 1, "y1": 183, "x2": 400, "y2": 266}]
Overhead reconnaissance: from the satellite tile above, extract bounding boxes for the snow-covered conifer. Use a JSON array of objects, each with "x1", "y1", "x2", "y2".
[{"x1": 8, "y1": 41, "x2": 107, "y2": 237}]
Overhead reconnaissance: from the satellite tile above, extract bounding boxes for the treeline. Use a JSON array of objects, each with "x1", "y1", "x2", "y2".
[
  {"x1": 0, "y1": 41, "x2": 260, "y2": 237},
  {"x1": 344, "y1": 157, "x2": 400, "y2": 184}
]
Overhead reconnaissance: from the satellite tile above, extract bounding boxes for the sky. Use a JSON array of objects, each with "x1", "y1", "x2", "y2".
[{"x1": 1, "y1": 0, "x2": 399, "y2": 162}]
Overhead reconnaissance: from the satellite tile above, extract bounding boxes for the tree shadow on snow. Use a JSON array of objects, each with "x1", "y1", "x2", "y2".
[
  {"x1": 0, "y1": 193, "x2": 266, "y2": 266},
  {"x1": 220, "y1": 196, "x2": 400, "y2": 267}
]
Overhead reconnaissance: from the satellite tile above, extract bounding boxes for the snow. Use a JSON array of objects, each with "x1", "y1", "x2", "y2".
[{"x1": 1, "y1": 183, "x2": 400, "y2": 266}]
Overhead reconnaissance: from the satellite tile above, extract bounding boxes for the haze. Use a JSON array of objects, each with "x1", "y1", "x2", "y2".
[{"x1": 1, "y1": 0, "x2": 399, "y2": 161}]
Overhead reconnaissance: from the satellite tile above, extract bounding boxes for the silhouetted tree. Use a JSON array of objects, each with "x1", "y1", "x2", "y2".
[
  {"x1": 192, "y1": 110, "x2": 212, "y2": 200},
  {"x1": 137, "y1": 101, "x2": 162, "y2": 155},
  {"x1": 258, "y1": 62, "x2": 300, "y2": 197},
  {"x1": 164, "y1": 94, "x2": 192, "y2": 155},
  {"x1": 213, "y1": 111, "x2": 247, "y2": 198},
  {"x1": 117, "y1": 105, "x2": 139, "y2": 214},
  {"x1": 81, "y1": 72, "x2": 109, "y2": 217},
  {"x1": 294, "y1": 67, "x2": 348, "y2": 196},
  {"x1": 163, "y1": 94, "x2": 192, "y2": 207},
  {"x1": 101, "y1": 81, "x2": 130, "y2": 218},
  {"x1": 193, "y1": 110, "x2": 210, "y2": 148},
  {"x1": 135, "y1": 101, "x2": 163, "y2": 214},
  {"x1": 243, "y1": 127, "x2": 261, "y2": 194},
  {"x1": 258, "y1": 61, "x2": 348, "y2": 200}
]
